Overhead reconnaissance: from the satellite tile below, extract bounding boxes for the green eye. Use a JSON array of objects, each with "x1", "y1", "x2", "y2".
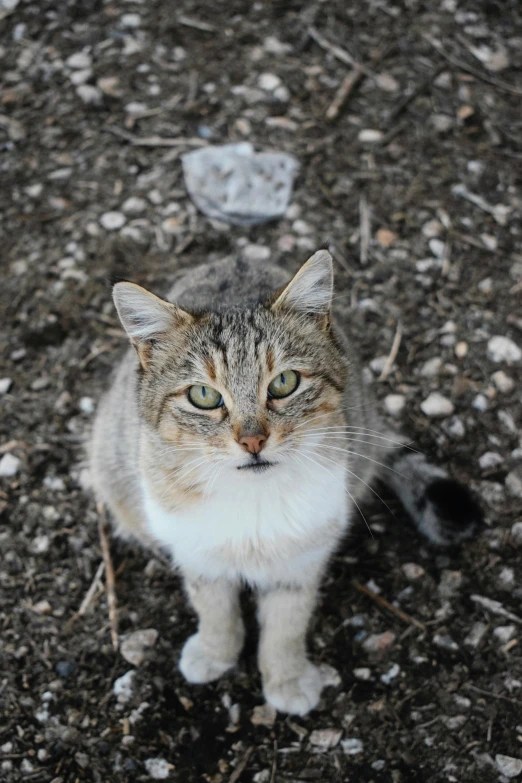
[
  {"x1": 268, "y1": 370, "x2": 300, "y2": 399},
  {"x1": 188, "y1": 385, "x2": 223, "y2": 410}
]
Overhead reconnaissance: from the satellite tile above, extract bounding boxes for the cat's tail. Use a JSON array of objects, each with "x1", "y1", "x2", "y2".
[{"x1": 381, "y1": 450, "x2": 483, "y2": 546}]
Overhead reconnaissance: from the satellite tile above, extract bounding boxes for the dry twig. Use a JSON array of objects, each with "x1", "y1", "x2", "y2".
[
  {"x1": 97, "y1": 503, "x2": 119, "y2": 651},
  {"x1": 228, "y1": 746, "x2": 254, "y2": 783},
  {"x1": 326, "y1": 65, "x2": 365, "y2": 120},
  {"x1": 359, "y1": 195, "x2": 371, "y2": 266},
  {"x1": 379, "y1": 322, "x2": 403, "y2": 381},
  {"x1": 423, "y1": 35, "x2": 522, "y2": 97},
  {"x1": 65, "y1": 561, "x2": 105, "y2": 631},
  {"x1": 353, "y1": 580, "x2": 426, "y2": 631}
]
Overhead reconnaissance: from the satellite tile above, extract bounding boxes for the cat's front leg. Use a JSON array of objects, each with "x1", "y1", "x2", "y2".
[
  {"x1": 257, "y1": 580, "x2": 323, "y2": 716},
  {"x1": 179, "y1": 575, "x2": 245, "y2": 684}
]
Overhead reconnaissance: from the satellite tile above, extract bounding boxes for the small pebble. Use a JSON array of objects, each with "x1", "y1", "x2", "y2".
[
  {"x1": 258, "y1": 72, "x2": 281, "y2": 91},
  {"x1": 402, "y1": 563, "x2": 425, "y2": 580},
  {"x1": 353, "y1": 667, "x2": 372, "y2": 680},
  {"x1": 433, "y1": 633, "x2": 459, "y2": 651},
  {"x1": 438, "y1": 570, "x2": 463, "y2": 599},
  {"x1": 420, "y1": 357, "x2": 442, "y2": 377},
  {"x1": 79, "y1": 397, "x2": 94, "y2": 415},
  {"x1": 120, "y1": 629, "x2": 158, "y2": 666},
  {"x1": 506, "y1": 468, "x2": 522, "y2": 499},
  {"x1": 144, "y1": 758, "x2": 172, "y2": 779},
  {"x1": 242, "y1": 244, "x2": 271, "y2": 262},
  {"x1": 120, "y1": 13, "x2": 141, "y2": 28},
  {"x1": 358, "y1": 129, "x2": 383, "y2": 143},
  {"x1": 113, "y1": 670, "x2": 136, "y2": 704},
  {"x1": 422, "y1": 219, "x2": 443, "y2": 238},
  {"x1": 493, "y1": 625, "x2": 515, "y2": 643},
  {"x1": 479, "y1": 451, "x2": 503, "y2": 470},
  {"x1": 421, "y1": 392, "x2": 454, "y2": 418},
  {"x1": 0, "y1": 378, "x2": 12, "y2": 394},
  {"x1": 341, "y1": 738, "x2": 364, "y2": 755},
  {"x1": 384, "y1": 394, "x2": 405, "y2": 417},
  {"x1": 66, "y1": 51, "x2": 92, "y2": 70},
  {"x1": 465, "y1": 624, "x2": 488, "y2": 651},
  {"x1": 455, "y1": 341, "x2": 468, "y2": 359},
  {"x1": 472, "y1": 393, "x2": 488, "y2": 412},
  {"x1": 0, "y1": 453, "x2": 21, "y2": 477},
  {"x1": 495, "y1": 755, "x2": 522, "y2": 779},
  {"x1": 76, "y1": 84, "x2": 103, "y2": 105},
  {"x1": 363, "y1": 631, "x2": 396, "y2": 655},
  {"x1": 33, "y1": 599, "x2": 52, "y2": 615},
  {"x1": 122, "y1": 197, "x2": 147, "y2": 215},
  {"x1": 380, "y1": 663, "x2": 400, "y2": 684},
  {"x1": 511, "y1": 522, "x2": 522, "y2": 547},
  {"x1": 492, "y1": 371, "x2": 515, "y2": 393},
  {"x1": 487, "y1": 336, "x2": 521, "y2": 364},
  {"x1": 309, "y1": 728, "x2": 342, "y2": 749},
  {"x1": 250, "y1": 703, "x2": 277, "y2": 728},
  {"x1": 100, "y1": 211, "x2": 126, "y2": 230}
]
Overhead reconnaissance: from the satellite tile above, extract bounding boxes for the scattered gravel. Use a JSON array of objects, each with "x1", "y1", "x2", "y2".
[{"x1": 420, "y1": 392, "x2": 455, "y2": 417}]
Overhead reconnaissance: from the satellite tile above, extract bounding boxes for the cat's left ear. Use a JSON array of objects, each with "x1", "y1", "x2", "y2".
[{"x1": 271, "y1": 250, "x2": 333, "y2": 322}]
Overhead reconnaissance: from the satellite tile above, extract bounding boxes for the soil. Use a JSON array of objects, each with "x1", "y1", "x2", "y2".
[{"x1": 1, "y1": 1, "x2": 522, "y2": 782}]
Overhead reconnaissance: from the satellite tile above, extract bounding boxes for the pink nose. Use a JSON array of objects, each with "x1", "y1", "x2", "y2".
[{"x1": 239, "y1": 434, "x2": 267, "y2": 454}]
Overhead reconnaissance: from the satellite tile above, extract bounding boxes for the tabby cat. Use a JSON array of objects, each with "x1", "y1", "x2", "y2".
[{"x1": 89, "y1": 250, "x2": 480, "y2": 715}]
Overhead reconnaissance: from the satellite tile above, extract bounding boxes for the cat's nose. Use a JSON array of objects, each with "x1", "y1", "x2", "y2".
[{"x1": 238, "y1": 433, "x2": 267, "y2": 454}]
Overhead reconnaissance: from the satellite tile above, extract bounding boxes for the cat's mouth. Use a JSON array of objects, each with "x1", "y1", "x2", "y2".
[{"x1": 237, "y1": 458, "x2": 274, "y2": 473}]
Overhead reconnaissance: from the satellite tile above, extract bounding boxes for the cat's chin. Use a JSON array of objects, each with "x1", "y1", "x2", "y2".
[{"x1": 236, "y1": 459, "x2": 275, "y2": 473}]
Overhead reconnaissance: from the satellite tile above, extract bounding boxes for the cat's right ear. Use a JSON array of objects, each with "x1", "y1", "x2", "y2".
[{"x1": 112, "y1": 282, "x2": 192, "y2": 369}]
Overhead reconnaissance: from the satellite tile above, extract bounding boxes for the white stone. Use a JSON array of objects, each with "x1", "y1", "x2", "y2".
[
  {"x1": 493, "y1": 625, "x2": 515, "y2": 643},
  {"x1": 442, "y1": 416, "x2": 466, "y2": 439},
  {"x1": 487, "y1": 336, "x2": 521, "y2": 364},
  {"x1": 429, "y1": 238, "x2": 446, "y2": 258},
  {"x1": 122, "y1": 197, "x2": 147, "y2": 215},
  {"x1": 472, "y1": 393, "x2": 488, "y2": 412},
  {"x1": 258, "y1": 72, "x2": 281, "y2": 91},
  {"x1": 511, "y1": 521, "x2": 522, "y2": 546},
  {"x1": 495, "y1": 755, "x2": 522, "y2": 778},
  {"x1": 309, "y1": 728, "x2": 342, "y2": 749},
  {"x1": 0, "y1": 453, "x2": 20, "y2": 477},
  {"x1": 0, "y1": 378, "x2": 12, "y2": 395},
  {"x1": 76, "y1": 84, "x2": 102, "y2": 105},
  {"x1": 421, "y1": 392, "x2": 454, "y2": 418},
  {"x1": 353, "y1": 667, "x2": 372, "y2": 680},
  {"x1": 79, "y1": 397, "x2": 94, "y2": 415},
  {"x1": 384, "y1": 394, "x2": 405, "y2": 416},
  {"x1": 120, "y1": 629, "x2": 158, "y2": 666},
  {"x1": 66, "y1": 51, "x2": 92, "y2": 70},
  {"x1": 263, "y1": 36, "x2": 292, "y2": 55},
  {"x1": 479, "y1": 452, "x2": 503, "y2": 470},
  {"x1": 120, "y1": 13, "x2": 141, "y2": 28},
  {"x1": 70, "y1": 68, "x2": 92, "y2": 85},
  {"x1": 420, "y1": 357, "x2": 442, "y2": 377},
  {"x1": 113, "y1": 670, "x2": 136, "y2": 704},
  {"x1": 242, "y1": 244, "x2": 270, "y2": 262},
  {"x1": 341, "y1": 738, "x2": 364, "y2": 755},
  {"x1": 125, "y1": 101, "x2": 148, "y2": 114},
  {"x1": 100, "y1": 211, "x2": 126, "y2": 230},
  {"x1": 380, "y1": 663, "x2": 400, "y2": 684},
  {"x1": 422, "y1": 219, "x2": 443, "y2": 238},
  {"x1": 144, "y1": 758, "x2": 172, "y2": 779},
  {"x1": 358, "y1": 129, "x2": 383, "y2": 143},
  {"x1": 402, "y1": 563, "x2": 425, "y2": 580},
  {"x1": 506, "y1": 469, "x2": 522, "y2": 499},
  {"x1": 492, "y1": 371, "x2": 514, "y2": 393},
  {"x1": 319, "y1": 663, "x2": 342, "y2": 688},
  {"x1": 478, "y1": 276, "x2": 493, "y2": 293},
  {"x1": 292, "y1": 219, "x2": 313, "y2": 235}
]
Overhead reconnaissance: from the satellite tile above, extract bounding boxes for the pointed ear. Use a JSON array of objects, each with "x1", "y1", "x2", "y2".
[
  {"x1": 112, "y1": 282, "x2": 192, "y2": 369},
  {"x1": 271, "y1": 250, "x2": 334, "y2": 319}
]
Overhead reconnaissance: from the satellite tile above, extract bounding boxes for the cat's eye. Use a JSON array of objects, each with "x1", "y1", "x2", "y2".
[
  {"x1": 268, "y1": 370, "x2": 300, "y2": 399},
  {"x1": 188, "y1": 385, "x2": 223, "y2": 410}
]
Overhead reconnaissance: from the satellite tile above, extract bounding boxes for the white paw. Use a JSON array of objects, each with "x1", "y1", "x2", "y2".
[
  {"x1": 263, "y1": 663, "x2": 323, "y2": 716},
  {"x1": 179, "y1": 634, "x2": 236, "y2": 684}
]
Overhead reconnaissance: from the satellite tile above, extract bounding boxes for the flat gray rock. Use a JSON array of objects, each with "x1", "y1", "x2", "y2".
[{"x1": 182, "y1": 142, "x2": 299, "y2": 226}]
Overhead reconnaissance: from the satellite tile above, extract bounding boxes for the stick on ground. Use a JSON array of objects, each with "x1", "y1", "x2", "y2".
[
  {"x1": 97, "y1": 503, "x2": 119, "y2": 651},
  {"x1": 379, "y1": 322, "x2": 403, "y2": 381},
  {"x1": 353, "y1": 580, "x2": 426, "y2": 631}
]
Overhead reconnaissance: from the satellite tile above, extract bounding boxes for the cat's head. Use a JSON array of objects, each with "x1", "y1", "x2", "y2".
[{"x1": 113, "y1": 251, "x2": 347, "y2": 485}]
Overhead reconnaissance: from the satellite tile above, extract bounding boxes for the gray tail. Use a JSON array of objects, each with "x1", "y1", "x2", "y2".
[{"x1": 382, "y1": 451, "x2": 483, "y2": 546}]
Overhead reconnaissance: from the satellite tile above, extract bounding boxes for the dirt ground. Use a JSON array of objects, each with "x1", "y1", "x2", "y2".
[{"x1": 1, "y1": 1, "x2": 522, "y2": 781}]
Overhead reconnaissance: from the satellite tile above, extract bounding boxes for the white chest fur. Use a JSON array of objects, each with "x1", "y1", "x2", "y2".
[{"x1": 141, "y1": 459, "x2": 350, "y2": 589}]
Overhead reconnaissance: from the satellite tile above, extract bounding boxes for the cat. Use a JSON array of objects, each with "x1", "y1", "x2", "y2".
[{"x1": 88, "y1": 249, "x2": 481, "y2": 716}]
